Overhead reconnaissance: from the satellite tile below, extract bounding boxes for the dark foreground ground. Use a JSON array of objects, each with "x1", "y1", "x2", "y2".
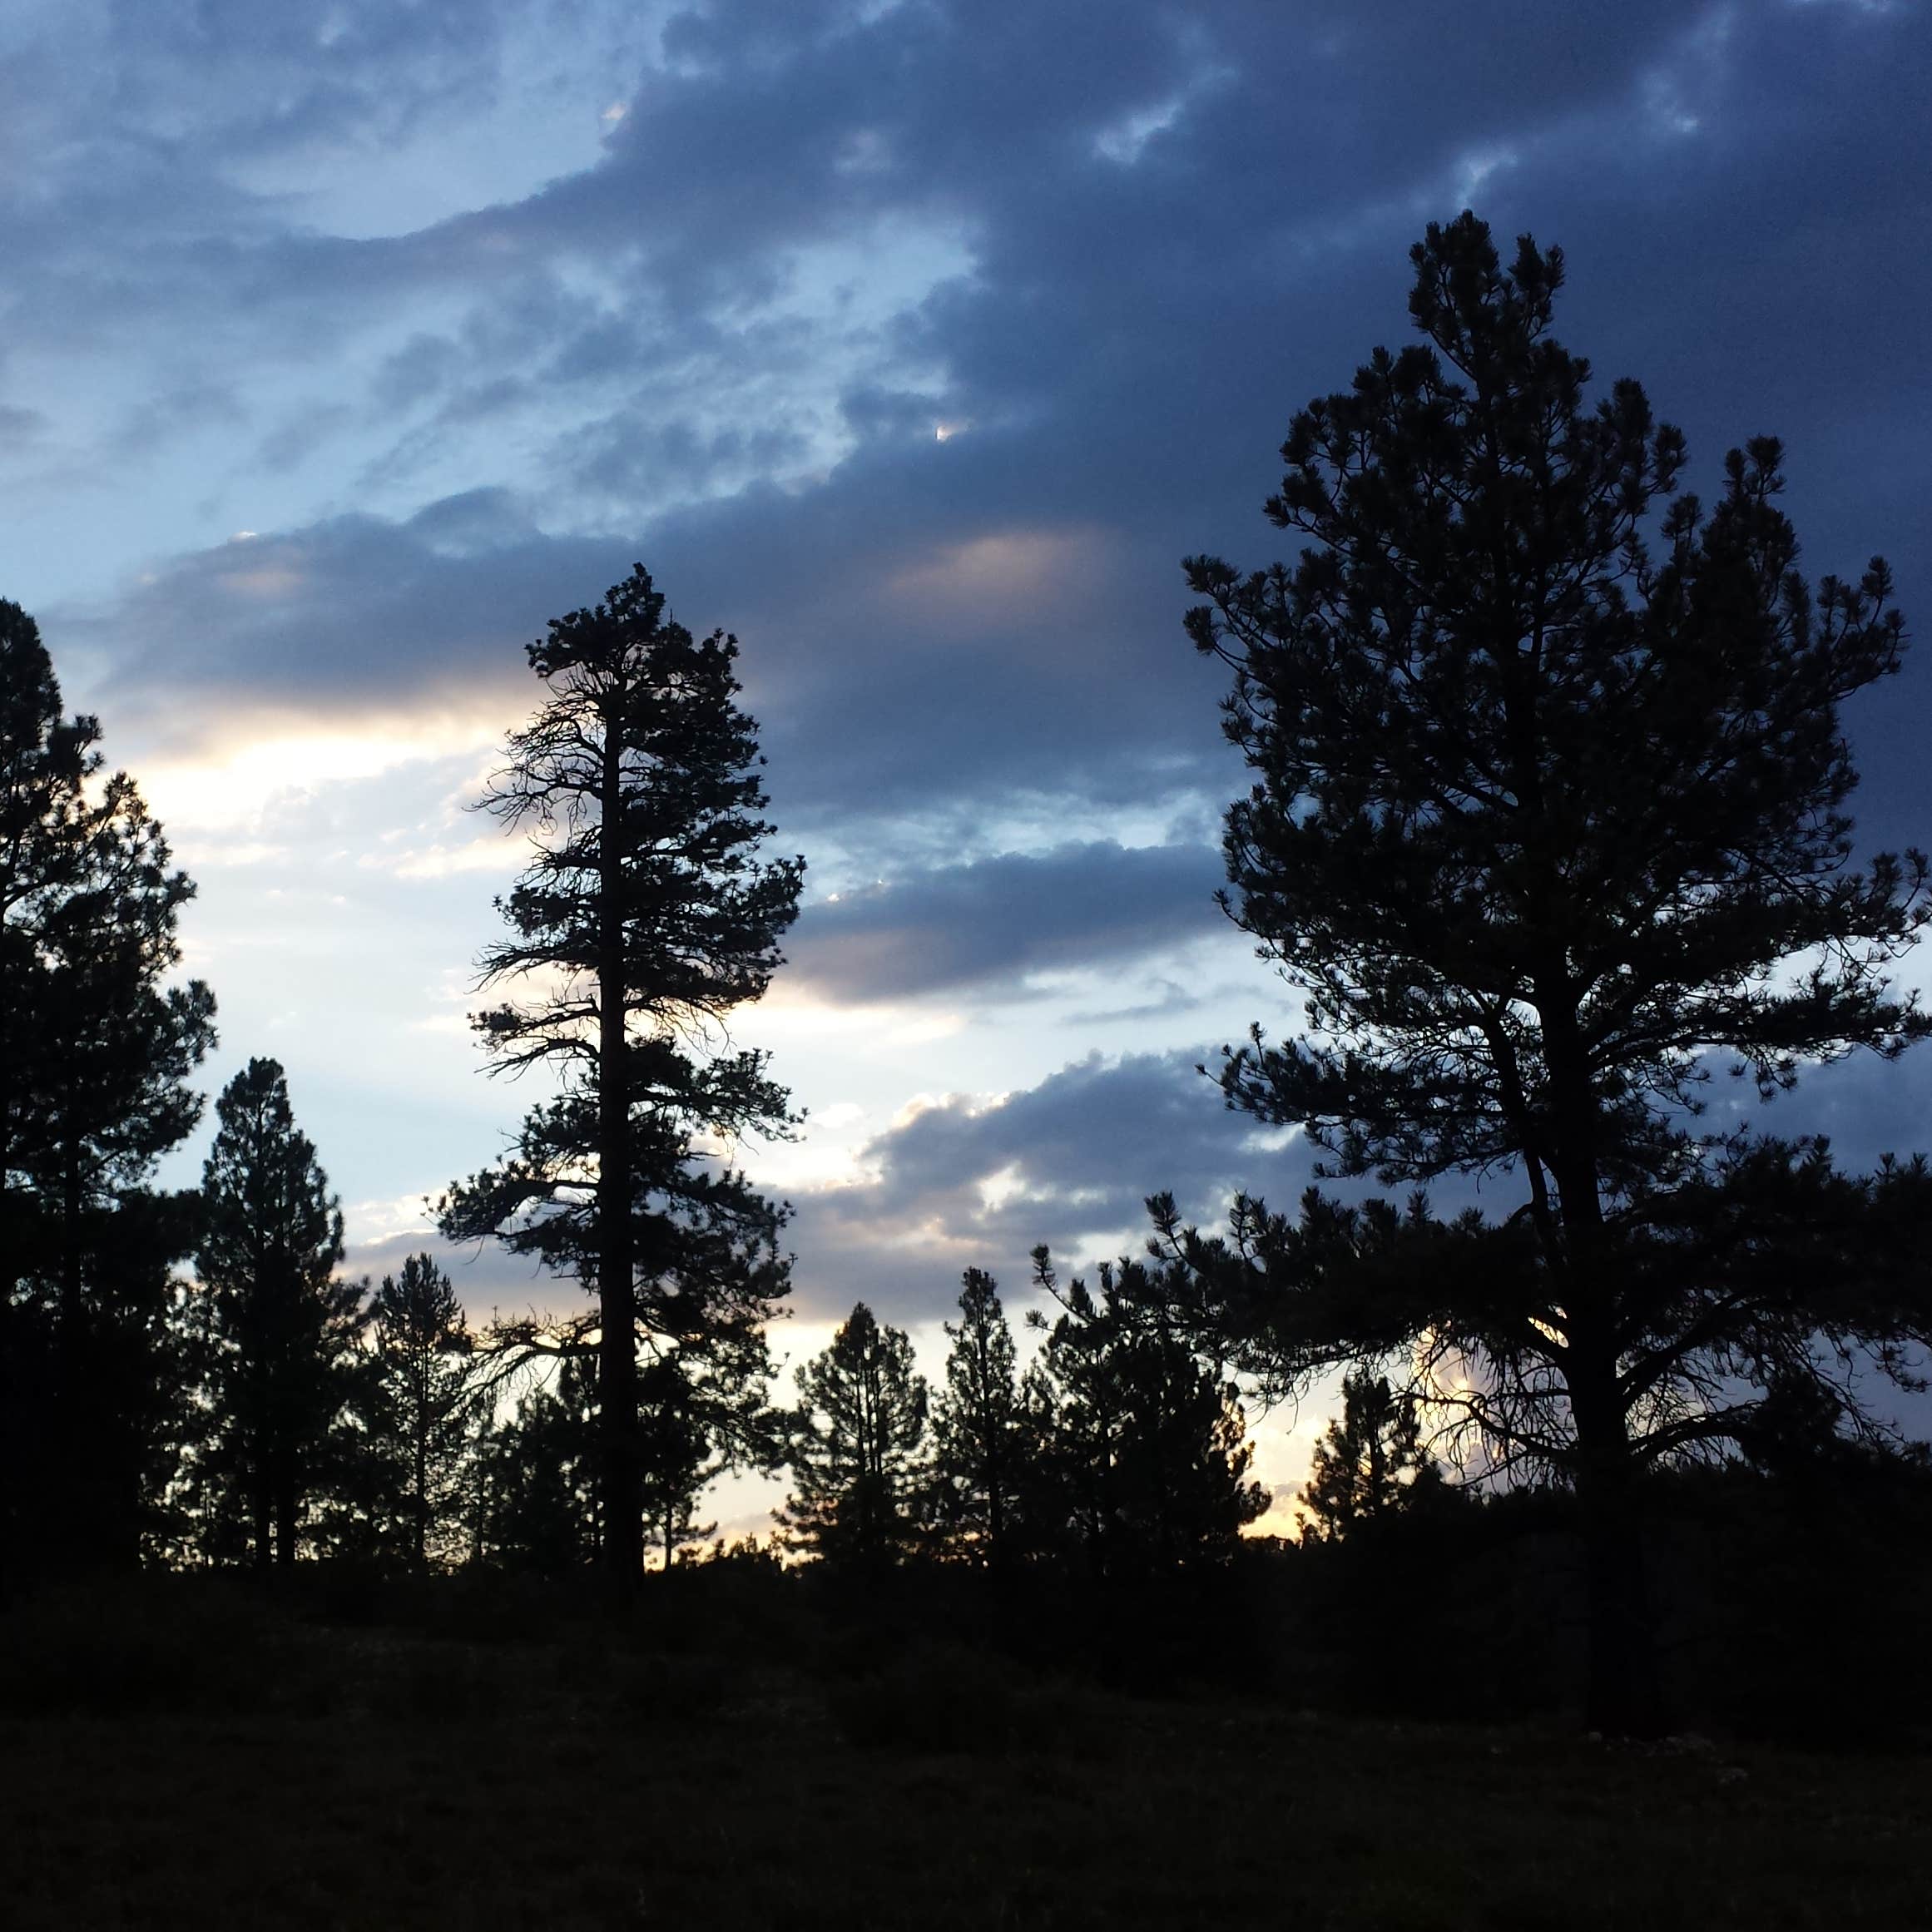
[{"x1": 4, "y1": 1573, "x2": 1929, "y2": 1931}]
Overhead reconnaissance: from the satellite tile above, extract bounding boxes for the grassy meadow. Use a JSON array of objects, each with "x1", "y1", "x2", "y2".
[{"x1": 3, "y1": 1568, "x2": 1930, "y2": 1931}]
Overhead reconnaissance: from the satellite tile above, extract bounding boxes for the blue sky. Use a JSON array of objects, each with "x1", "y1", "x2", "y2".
[{"x1": 8, "y1": 0, "x2": 1930, "y2": 1528}]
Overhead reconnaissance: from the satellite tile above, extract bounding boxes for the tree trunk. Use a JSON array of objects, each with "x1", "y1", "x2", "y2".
[
  {"x1": 414, "y1": 1424, "x2": 429, "y2": 1570},
  {"x1": 51, "y1": 1152, "x2": 86, "y2": 1571},
  {"x1": 597, "y1": 716, "x2": 642, "y2": 1609},
  {"x1": 1537, "y1": 976, "x2": 1663, "y2": 1736},
  {"x1": 275, "y1": 1448, "x2": 299, "y2": 1568},
  {"x1": 1567, "y1": 1334, "x2": 1662, "y2": 1737},
  {"x1": 252, "y1": 1449, "x2": 272, "y2": 1572}
]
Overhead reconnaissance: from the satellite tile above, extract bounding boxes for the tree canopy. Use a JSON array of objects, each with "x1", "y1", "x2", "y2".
[
  {"x1": 439, "y1": 564, "x2": 803, "y2": 1600},
  {"x1": 1162, "y1": 211, "x2": 1932, "y2": 1732},
  {"x1": 1297, "y1": 1365, "x2": 1442, "y2": 1543},
  {"x1": 1028, "y1": 1249, "x2": 1271, "y2": 1578},
  {"x1": 192, "y1": 1058, "x2": 365, "y2": 1569},
  {"x1": 780, "y1": 1301, "x2": 930, "y2": 1567},
  {"x1": 930, "y1": 1269, "x2": 1038, "y2": 1570},
  {"x1": 1, "y1": 597, "x2": 216, "y2": 1574},
  {"x1": 366, "y1": 1252, "x2": 475, "y2": 1570}
]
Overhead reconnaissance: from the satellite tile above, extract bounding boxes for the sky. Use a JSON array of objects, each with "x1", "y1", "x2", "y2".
[{"x1": 7, "y1": 0, "x2": 1931, "y2": 1534}]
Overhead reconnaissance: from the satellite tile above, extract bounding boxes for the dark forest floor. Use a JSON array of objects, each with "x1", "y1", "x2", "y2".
[{"x1": 3, "y1": 1576, "x2": 1930, "y2": 1931}]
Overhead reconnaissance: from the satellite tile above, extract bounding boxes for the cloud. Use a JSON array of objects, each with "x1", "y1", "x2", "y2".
[
  {"x1": 785, "y1": 840, "x2": 1226, "y2": 1004},
  {"x1": 781, "y1": 1048, "x2": 1313, "y2": 1322},
  {"x1": 779, "y1": 1035, "x2": 1932, "y2": 1327},
  {"x1": 50, "y1": 474, "x2": 1242, "y2": 835},
  {"x1": 11, "y1": 0, "x2": 1932, "y2": 1379},
  {"x1": 56, "y1": 496, "x2": 621, "y2": 737},
  {"x1": 1710, "y1": 1048, "x2": 1932, "y2": 1177},
  {"x1": 22, "y1": 0, "x2": 1928, "y2": 847}
]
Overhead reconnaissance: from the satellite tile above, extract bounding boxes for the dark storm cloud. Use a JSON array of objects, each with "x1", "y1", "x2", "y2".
[
  {"x1": 61, "y1": 495, "x2": 633, "y2": 732},
  {"x1": 11, "y1": 1, "x2": 1925, "y2": 395},
  {"x1": 59, "y1": 478, "x2": 1240, "y2": 820},
  {"x1": 783, "y1": 841, "x2": 1226, "y2": 1004},
  {"x1": 25, "y1": 0, "x2": 1932, "y2": 840},
  {"x1": 783, "y1": 1047, "x2": 1315, "y2": 1323}
]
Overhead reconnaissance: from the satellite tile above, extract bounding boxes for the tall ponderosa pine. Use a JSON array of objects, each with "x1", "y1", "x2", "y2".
[
  {"x1": 0, "y1": 598, "x2": 216, "y2": 1574},
  {"x1": 1167, "y1": 212, "x2": 1931, "y2": 1731},
  {"x1": 194, "y1": 1058, "x2": 366, "y2": 1568},
  {"x1": 930, "y1": 1269, "x2": 1038, "y2": 1568},
  {"x1": 440, "y1": 566, "x2": 803, "y2": 1603},
  {"x1": 368, "y1": 1252, "x2": 474, "y2": 1569},
  {"x1": 781, "y1": 1302, "x2": 929, "y2": 1566}
]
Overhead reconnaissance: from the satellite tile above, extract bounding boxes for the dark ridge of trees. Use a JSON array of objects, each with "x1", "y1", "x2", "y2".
[
  {"x1": 771, "y1": 1273, "x2": 1269, "y2": 1583},
  {"x1": 1, "y1": 597, "x2": 216, "y2": 1583},
  {"x1": 1150, "y1": 208, "x2": 1932, "y2": 1735},
  {"x1": 438, "y1": 563, "x2": 804, "y2": 1608},
  {"x1": 188, "y1": 1058, "x2": 368, "y2": 1570}
]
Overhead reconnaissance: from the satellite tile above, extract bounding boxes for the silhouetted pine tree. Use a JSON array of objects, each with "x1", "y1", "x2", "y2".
[
  {"x1": 1165, "y1": 211, "x2": 1932, "y2": 1732},
  {"x1": 1297, "y1": 1366, "x2": 1442, "y2": 1542},
  {"x1": 637, "y1": 1354, "x2": 717, "y2": 1570},
  {"x1": 190, "y1": 1058, "x2": 366, "y2": 1568},
  {"x1": 1029, "y1": 1250, "x2": 1269, "y2": 1578},
  {"x1": 473, "y1": 1355, "x2": 601, "y2": 1575},
  {"x1": 366, "y1": 1252, "x2": 475, "y2": 1568},
  {"x1": 439, "y1": 565, "x2": 802, "y2": 1606},
  {"x1": 780, "y1": 1303, "x2": 929, "y2": 1566},
  {"x1": 0, "y1": 598, "x2": 216, "y2": 1578},
  {"x1": 930, "y1": 1270, "x2": 1039, "y2": 1568}
]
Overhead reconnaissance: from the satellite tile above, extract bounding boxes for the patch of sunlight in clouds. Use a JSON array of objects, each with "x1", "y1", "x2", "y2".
[
  {"x1": 139, "y1": 712, "x2": 513, "y2": 834},
  {"x1": 756, "y1": 985, "x2": 968, "y2": 1052},
  {"x1": 976, "y1": 1161, "x2": 1028, "y2": 1215},
  {"x1": 755, "y1": 1137, "x2": 877, "y2": 1196},
  {"x1": 409, "y1": 1012, "x2": 473, "y2": 1038},
  {"x1": 345, "y1": 1191, "x2": 442, "y2": 1251},
  {"x1": 168, "y1": 838, "x2": 293, "y2": 871},
  {"x1": 216, "y1": 563, "x2": 308, "y2": 601},
  {"x1": 882, "y1": 526, "x2": 1115, "y2": 632},
  {"x1": 379, "y1": 835, "x2": 523, "y2": 880},
  {"x1": 751, "y1": 1098, "x2": 879, "y2": 1196},
  {"x1": 1093, "y1": 95, "x2": 1190, "y2": 166}
]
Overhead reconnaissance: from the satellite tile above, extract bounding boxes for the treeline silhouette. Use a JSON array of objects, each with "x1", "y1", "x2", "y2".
[
  {"x1": 7, "y1": 211, "x2": 1932, "y2": 1751},
  {"x1": 0, "y1": 592, "x2": 1266, "y2": 1598}
]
